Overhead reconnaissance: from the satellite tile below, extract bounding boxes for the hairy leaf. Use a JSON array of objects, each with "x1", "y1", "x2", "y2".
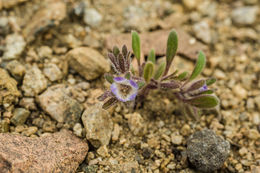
[
  {"x1": 186, "y1": 95, "x2": 219, "y2": 109},
  {"x1": 186, "y1": 79, "x2": 205, "y2": 92},
  {"x1": 143, "y1": 62, "x2": 154, "y2": 82},
  {"x1": 113, "y1": 46, "x2": 120, "y2": 57},
  {"x1": 102, "y1": 97, "x2": 118, "y2": 109},
  {"x1": 165, "y1": 30, "x2": 178, "y2": 75},
  {"x1": 98, "y1": 91, "x2": 112, "y2": 101},
  {"x1": 177, "y1": 71, "x2": 189, "y2": 80},
  {"x1": 206, "y1": 77, "x2": 216, "y2": 86},
  {"x1": 154, "y1": 62, "x2": 166, "y2": 80},
  {"x1": 122, "y1": 45, "x2": 128, "y2": 57},
  {"x1": 137, "y1": 81, "x2": 145, "y2": 88},
  {"x1": 189, "y1": 51, "x2": 206, "y2": 81},
  {"x1": 160, "y1": 81, "x2": 180, "y2": 89},
  {"x1": 104, "y1": 73, "x2": 114, "y2": 84},
  {"x1": 132, "y1": 31, "x2": 141, "y2": 63},
  {"x1": 125, "y1": 72, "x2": 131, "y2": 80},
  {"x1": 148, "y1": 49, "x2": 156, "y2": 64},
  {"x1": 118, "y1": 53, "x2": 125, "y2": 73}
]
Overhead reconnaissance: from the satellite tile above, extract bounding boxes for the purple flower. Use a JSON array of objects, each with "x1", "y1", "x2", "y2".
[
  {"x1": 110, "y1": 77, "x2": 138, "y2": 102},
  {"x1": 199, "y1": 84, "x2": 208, "y2": 92}
]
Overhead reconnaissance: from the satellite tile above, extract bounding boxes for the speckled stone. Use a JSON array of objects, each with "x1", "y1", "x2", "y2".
[
  {"x1": 187, "y1": 129, "x2": 230, "y2": 172},
  {"x1": 81, "y1": 103, "x2": 113, "y2": 148},
  {"x1": 0, "y1": 129, "x2": 88, "y2": 172}
]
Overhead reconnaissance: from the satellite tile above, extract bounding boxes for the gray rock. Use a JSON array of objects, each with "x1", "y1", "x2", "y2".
[
  {"x1": 3, "y1": 33, "x2": 26, "y2": 60},
  {"x1": 6, "y1": 60, "x2": 25, "y2": 81},
  {"x1": 38, "y1": 84, "x2": 83, "y2": 127},
  {"x1": 84, "y1": 8, "x2": 103, "y2": 27},
  {"x1": 11, "y1": 108, "x2": 30, "y2": 126},
  {"x1": 73, "y1": 123, "x2": 83, "y2": 137},
  {"x1": 66, "y1": 47, "x2": 110, "y2": 80},
  {"x1": 81, "y1": 103, "x2": 113, "y2": 148},
  {"x1": 231, "y1": 6, "x2": 259, "y2": 25},
  {"x1": 43, "y1": 63, "x2": 63, "y2": 81},
  {"x1": 187, "y1": 129, "x2": 230, "y2": 172},
  {"x1": 0, "y1": 129, "x2": 88, "y2": 173},
  {"x1": 22, "y1": 65, "x2": 48, "y2": 96},
  {"x1": 193, "y1": 21, "x2": 212, "y2": 44}
]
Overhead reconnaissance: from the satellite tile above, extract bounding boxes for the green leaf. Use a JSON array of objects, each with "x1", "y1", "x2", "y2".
[
  {"x1": 165, "y1": 30, "x2": 178, "y2": 74},
  {"x1": 154, "y1": 62, "x2": 166, "y2": 80},
  {"x1": 206, "y1": 77, "x2": 216, "y2": 86},
  {"x1": 186, "y1": 95, "x2": 219, "y2": 109},
  {"x1": 137, "y1": 81, "x2": 145, "y2": 88},
  {"x1": 148, "y1": 49, "x2": 156, "y2": 64},
  {"x1": 177, "y1": 71, "x2": 188, "y2": 80},
  {"x1": 104, "y1": 74, "x2": 114, "y2": 84},
  {"x1": 199, "y1": 90, "x2": 214, "y2": 95},
  {"x1": 143, "y1": 62, "x2": 154, "y2": 82},
  {"x1": 189, "y1": 51, "x2": 206, "y2": 81},
  {"x1": 125, "y1": 72, "x2": 131, "y2": 80},
  {"x1": 131, "y1": 31, "x2": 141, "y2": 63},
  {"x1": 113, "y1": 46, "x2": 120, "y2": 57}
]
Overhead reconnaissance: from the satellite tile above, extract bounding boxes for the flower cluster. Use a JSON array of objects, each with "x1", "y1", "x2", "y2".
[{"x1": 98, "y1": 30, "x2": 219, "y2": 118}]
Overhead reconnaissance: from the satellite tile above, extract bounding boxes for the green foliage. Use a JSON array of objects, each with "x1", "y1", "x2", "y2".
[
  {"x1": 132, "y1": 31, "x2": 141, "y2": 63},
  {"x1": 186, "y1": 95, "x2": 219, "y2": 109},
  {"x1": 148, "y1": 49, "x2": 156, "y2": 64},
  {"x1": 143, "y1": 62, "x2": 154, "y2": 82},
  {"x1": 154, "y1": 62, "x2": 166, "y2": 80},
  {"x1": 189, "y1": 51, "x2": 206, "y2": 81},
  {"x1": 165, "y1": 30, "x2": 178, "y2": 75}
]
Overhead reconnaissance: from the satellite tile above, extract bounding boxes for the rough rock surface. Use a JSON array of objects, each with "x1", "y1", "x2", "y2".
[
  {"x1": 0, "y1": 129, "x2": 88, "y2": 173},
  {"x1": 82, "y1": 103, "x2": 113, "y2": 148},
  {"x1": 231, "y1": 6, "x2": 259, "y2": 25},
  {"x1": 67, "y1": 47, "x2": 110, "y2": 80},
  {"x1": 187, "y1": 129, "x2": 230, "y2": 172},
  {"x1": 38, "y1": 84, "x2": 83, "y2": 127},
  {"x1": 22, "y1": 65, "x2": 48, "y2": 96},
  {"x1": 84, "y1": 8, "x2": 103, "y2": 27},
  {"x1": 22, "y1": 0, "x2": 66, "y2": 42},
  {"x1": 6, "y1": 60, "x2": 26, "y2": 81},
  {"x1": 43, "y1": 63, "x2": 63, "y2": 81},
  {"x1": 0, "y1": 68, "x2": 20, "y2": 108},
  {"x1": 105, "y1": 29, "x2": 208, "y2": 60},
  {"x1": 3, "y1": 33, "x2": 26, "y2": 60}
]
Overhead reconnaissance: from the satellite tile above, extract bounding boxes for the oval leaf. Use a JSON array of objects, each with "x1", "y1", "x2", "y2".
[
  {"x1": 143, "y1": 62, "x2": 154, "y2": 82},
  {"x1": 206, "y1": 77, "x2": 216, "y2": 86},
  {"x1": 154, "y1": 62, "x2": 166, "y2": 80},
  {"x1": 113, "y1": 46, "x2": 120, "y2": 57},
  {"x1": 186, "y1": 79, "x2": 205, "y2": 92},
  {"x1": 104, "y1": 74, "x2": 114, "y2": 84},
  {"x1": 165, "y1": 30, "x2": 178, "y2": 75},
  {"x1": 131, "y1": 31, "x2": 141, "y2": 63},
  {"x1": 189, "y1": 51, "x2": 206, "y2": 81},
  {"x1": 186, "y1": 95, "x2": 219, "y2": 109},
  {"x1": 177, "y1": 71, "x2": 189, "y2": 80},
  {"x1": 148, "y1": 49, "x2": 156, "y2": 64}
]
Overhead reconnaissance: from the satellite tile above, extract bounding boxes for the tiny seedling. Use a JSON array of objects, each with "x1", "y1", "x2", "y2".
[{"x1": 98, "y1": 30, "x2": 219, "y2": 119}]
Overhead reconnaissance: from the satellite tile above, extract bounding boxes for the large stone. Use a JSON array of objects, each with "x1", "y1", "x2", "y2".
[
  {"x1": 0, "y1": 68, "x2": 20, "y2": 109},
  {"x1": 105, "y1": 29, "x2": 208, "y2": 60},
  {"x1": 43, "y1": 63, "x2": 63, "y2": 82},
  {"x1": 5, "y1": 60, "x2": 26, "y2": 81},
  {"x1": 231, "y1": 6, "x2": 259, "y2": 25},
  {"x1": 38, "y1": 84, "x2": 83, "y2": 127},
  {"x1": 67, "y1": 47, "x2": 110, "y2": 80},
  {"x1": 3, "y1": 33, "x2": 26, "y2": 60},
  {"x1": 187, "y1": 129, "x2": 230, "y2": 172},
  {"x1": 22, "y1": 65, "x2": 48, "y2": 97},
  {"x1": 22, "y1": 0, "x2": 66, "y2": 42},
  {"x1": 0, "y1": 130, "x2": 88, "y2": 173},
  {"x1": 83, "y1": 8, "x2": 103, "y2": 27},
  {"x1": 81, "y1": 103, "x2": 113, "y2": 148}
]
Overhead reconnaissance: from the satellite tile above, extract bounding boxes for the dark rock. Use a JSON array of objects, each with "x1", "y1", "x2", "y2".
[{"x1": 187, "y1": 129, "x2": 230, "y2": 172}]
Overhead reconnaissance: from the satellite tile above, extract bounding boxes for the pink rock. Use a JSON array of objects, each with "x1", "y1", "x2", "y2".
[{"x1": 0, "y1": 130, "x2": 88, "y2": 173}]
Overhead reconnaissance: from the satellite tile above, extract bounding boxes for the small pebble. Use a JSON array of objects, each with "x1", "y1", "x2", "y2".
[{"x1": 11, "y1": 108, "x2": 30, "y2": 126}]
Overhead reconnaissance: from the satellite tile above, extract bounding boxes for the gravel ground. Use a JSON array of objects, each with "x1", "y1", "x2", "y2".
[{"x1": 0, "y1": 0, "x2": 259, "y2": 172}]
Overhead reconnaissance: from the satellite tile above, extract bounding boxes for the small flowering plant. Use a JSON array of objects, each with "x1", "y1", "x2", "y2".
[{"x1": 98, "y1": 30, "x2": 219, "y2": 119}]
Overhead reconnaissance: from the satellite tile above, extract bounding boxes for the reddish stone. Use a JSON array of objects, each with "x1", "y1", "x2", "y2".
[{"x1": 0, "y1": 130, "x2": 88, "y2": 173}]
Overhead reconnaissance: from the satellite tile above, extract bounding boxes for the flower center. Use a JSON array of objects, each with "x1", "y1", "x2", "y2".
[{"x1": 118, "y1": 84, "x2": 132, "y2": 96}]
